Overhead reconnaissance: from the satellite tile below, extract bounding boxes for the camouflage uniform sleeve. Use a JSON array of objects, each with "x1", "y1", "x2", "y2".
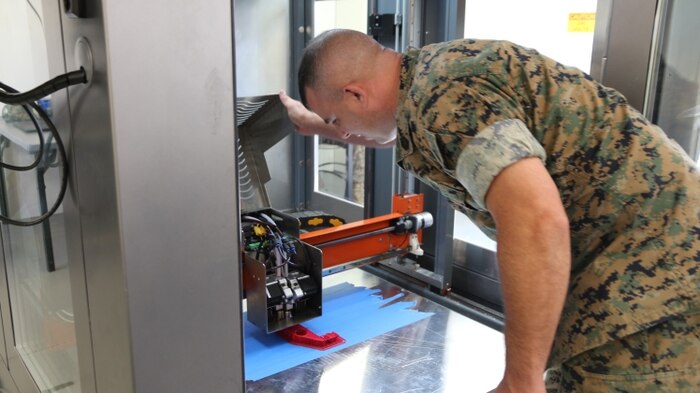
[{"x1": 454, "y1": 118, "x2": 547, "y2": 210}]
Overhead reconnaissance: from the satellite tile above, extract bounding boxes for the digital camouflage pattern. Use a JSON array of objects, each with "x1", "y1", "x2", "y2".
[
  {"x1": 394, "y1": 39, "x2": 700, "y2": 374},
  {"x1": 454, "y1": 118, "x2": 547, "y2": 211},
  {"x1": 555, "y1": 312, "x2": 700, "y2": 392}
]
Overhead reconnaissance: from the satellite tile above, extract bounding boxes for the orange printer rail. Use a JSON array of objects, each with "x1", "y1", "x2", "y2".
[{"x1": 300, "y1": 194, "x2": 428, "y2": 270}]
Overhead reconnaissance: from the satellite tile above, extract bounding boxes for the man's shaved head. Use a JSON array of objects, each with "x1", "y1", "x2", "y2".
[{"x1": 298, "y1": 29, "x2": 382, "y2": 106}]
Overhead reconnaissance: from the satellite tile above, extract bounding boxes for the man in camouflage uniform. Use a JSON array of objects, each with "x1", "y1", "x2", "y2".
[{"x1": 280, "y1": 29, "x2": 699, "y2": 392}]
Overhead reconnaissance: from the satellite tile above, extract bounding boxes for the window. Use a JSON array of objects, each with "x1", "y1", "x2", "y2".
[
  {"x1": 312, "y1": 0, "x2": 368, "y2": 209},
  {"x1": 456, "y1": 0, "x2": 598, "y2": 246}
]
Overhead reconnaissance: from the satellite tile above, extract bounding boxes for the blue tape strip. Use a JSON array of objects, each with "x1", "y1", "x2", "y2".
[{"x1": 244, "y1": 282, "x2": 434, "y2": 381}]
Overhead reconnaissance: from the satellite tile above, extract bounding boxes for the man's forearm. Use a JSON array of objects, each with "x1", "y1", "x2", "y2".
[
  {"x1": 482, "y1": 157, "x2": 571, "y2": 392},
  {"x1": 496, "y1": 215, "x2": 570, "y2": 388}
]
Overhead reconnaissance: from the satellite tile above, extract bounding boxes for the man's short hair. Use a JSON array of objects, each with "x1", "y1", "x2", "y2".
[
  {"x1": 297, "y1": 29, "x2": 374, "y2": 106},
  {"x1": 298, "y1": 34, "x2": 324, "y2": 107}
]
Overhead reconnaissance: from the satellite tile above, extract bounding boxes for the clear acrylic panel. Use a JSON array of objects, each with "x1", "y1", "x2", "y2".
[{"x1": 0, "y1": 1, "x2": 80, "y2": 391}]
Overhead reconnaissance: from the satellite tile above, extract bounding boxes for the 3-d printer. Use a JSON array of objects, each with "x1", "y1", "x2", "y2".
[{"x1": 237, "y1": 95, "x2": 433, "y2": 336}]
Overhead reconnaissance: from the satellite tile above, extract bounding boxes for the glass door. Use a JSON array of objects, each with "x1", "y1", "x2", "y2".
[
  {"x1": 307, "y1": 0, "x2": 369, "y2": 223},
  {"x1": 458, "y1": 0, "x2": 599, "y2": 243},
  {"x1": 452, "y1": 0, "x2": 598, "y2": 308},
  {"x1": 0, "y1": 1, "x2": 80, "y2": 391},
  {"x1": 646, "y1": 0, "x2": 700, "y2": 164}
]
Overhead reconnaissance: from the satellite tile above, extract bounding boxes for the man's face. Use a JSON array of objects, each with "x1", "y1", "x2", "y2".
[{"x1": 305, "y1": 87, "x2": 396, "y2": 146}]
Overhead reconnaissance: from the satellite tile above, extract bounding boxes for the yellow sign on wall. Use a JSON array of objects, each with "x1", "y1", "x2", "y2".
[{"x1": 568, "y1": 13, "x2": 596, "y2": 33}]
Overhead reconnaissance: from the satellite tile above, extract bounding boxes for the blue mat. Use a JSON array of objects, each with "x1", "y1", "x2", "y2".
[{"x1": 244, "y1": 282, "x2": 434, "y2": 381}]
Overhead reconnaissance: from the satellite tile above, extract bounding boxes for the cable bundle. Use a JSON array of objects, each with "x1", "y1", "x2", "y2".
[
  {"x1": 242, "y1": 212, "x2": 299, "y2": 276},
  {"x1": 0, "y1": 68, "x2": 86, "y2": 225}
]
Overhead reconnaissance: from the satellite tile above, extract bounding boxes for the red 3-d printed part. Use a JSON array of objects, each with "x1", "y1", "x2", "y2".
[{"x1": 277, "y1": 325, "x2": 346, "y2": 350}]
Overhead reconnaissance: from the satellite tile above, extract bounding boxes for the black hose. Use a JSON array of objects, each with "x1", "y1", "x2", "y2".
[
  {"x1": 0, "y1": 99, "x2": 68, "y2": 226},
  {"x1": 0, "y1": 68, "x2": 86, "y2": 105},
  {"x1": 0, "y1": 68, "x2": 86, "y2": 226}
]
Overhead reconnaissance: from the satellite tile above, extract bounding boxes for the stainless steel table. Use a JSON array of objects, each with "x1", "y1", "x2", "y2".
[{"x1": 245, "y1": 268, "x2": 505, "y2": 393}]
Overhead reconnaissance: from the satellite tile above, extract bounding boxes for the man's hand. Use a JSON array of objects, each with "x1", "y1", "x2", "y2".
[
  {"x1": 278, "y1": 90, "x2": 396, "y2": 148},
  {"x1": 278, "y1": 90, "x2": 331, "y2": 137}
]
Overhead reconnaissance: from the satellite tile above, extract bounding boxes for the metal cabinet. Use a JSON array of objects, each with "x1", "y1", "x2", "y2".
[{"x1": 0, "y1": 1, "x2": 244, "y2": 392}]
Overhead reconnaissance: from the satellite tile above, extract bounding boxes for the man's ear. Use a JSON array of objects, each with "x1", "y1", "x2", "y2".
[{"x1": 342, "y1": 83, "x2": 367, "y2": 108}]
